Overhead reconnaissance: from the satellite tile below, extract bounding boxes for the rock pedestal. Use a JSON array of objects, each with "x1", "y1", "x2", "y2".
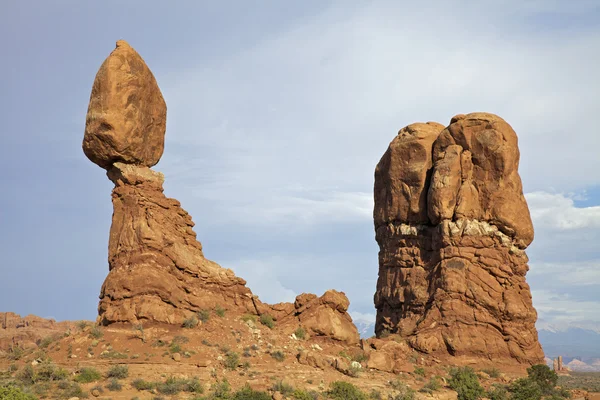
[
  {"x1": 83, "y1": 41, "x2": 359, "y2": 344},
  {"x1": 373, "y1": 113, "x2": 544, "y2": 364}
]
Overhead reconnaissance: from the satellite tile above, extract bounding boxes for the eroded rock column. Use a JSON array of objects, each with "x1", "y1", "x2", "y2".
[{"x1": 374, "y1": 113, "x2": 544, "y2": 364}]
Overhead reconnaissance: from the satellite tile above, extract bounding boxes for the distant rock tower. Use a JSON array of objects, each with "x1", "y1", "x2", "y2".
[{"x1": 373, "y1": 113, "x2": 544, "y2": 364}]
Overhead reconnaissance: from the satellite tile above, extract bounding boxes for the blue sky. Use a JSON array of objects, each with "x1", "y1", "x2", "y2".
[{"x1": 1, "y1": 1, "x2": 599, "y2": 333}]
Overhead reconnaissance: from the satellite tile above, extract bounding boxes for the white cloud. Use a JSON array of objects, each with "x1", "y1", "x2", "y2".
[
  {"x1": 529, "y1": 260, "x2": 600, "y2": 286},
  {"x1": 533, "y1": 289, "x2": 600, "y2": 328},
  {"x1": 220, "y1": 258, "x2": 297, "y2": 304},
  {"x1": 527, "y1": 192, "x2": 600, "y2": 230}
]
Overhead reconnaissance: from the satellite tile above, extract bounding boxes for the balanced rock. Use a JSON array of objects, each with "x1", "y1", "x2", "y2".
[
  {"x1": 85, "y1": 41, "x2": 360, "y2": 336},
  {"x1": 373, "y1": 113, "x2": 544, "y2": 364},
  {"x1": 83, "y1": 40, "x2": 166, "y2": 169}
]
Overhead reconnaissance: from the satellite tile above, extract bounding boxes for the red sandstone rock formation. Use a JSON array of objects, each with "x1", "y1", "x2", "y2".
[
  {"x1": 374, "y1": 113, "x2": 544, "y2": 364},
  {"x1": 83, "y1": 41, "x2": 359, "y2": 344}
]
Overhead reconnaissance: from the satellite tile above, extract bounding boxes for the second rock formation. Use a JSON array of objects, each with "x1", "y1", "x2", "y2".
[{"x1": 374, "y1": 113, "x2": 544, "y2": 364}]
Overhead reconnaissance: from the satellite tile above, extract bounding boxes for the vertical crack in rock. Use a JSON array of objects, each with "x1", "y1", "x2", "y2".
[{"x1": 373, "y1": 113, "x2": 544, "y2": 364}]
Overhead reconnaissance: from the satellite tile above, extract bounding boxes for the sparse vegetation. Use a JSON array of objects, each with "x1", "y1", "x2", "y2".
[
  {"x1": 7, "y1": 345, "x2": 24, "y2": 360},
  {"x1": 414, "y1": 366, "x2": 425, "y2": 377},
  {"x1": 0, "y1": 385, "x2": 38, "y2": 400},
  {"x1": 197, "y1": 309, "x2": 211, "y2": 323},
  {"x1": 74, "y1": 367, "x2": 102, "y2": 383},
  {"x1": 215, "y1": 305, "x2": 226, "y2": 317},
  {"x1": 487, "y1": 384, "x2": 509, "y2": 400},
  {"x1": 89, "y1": 325, "x2": 103, "y2": 339},
  {"x1": 182, "y1": 315, "x2": 199, "y2": 328},
  {"x1": 271, "y1": 350, "x2": 285, "y2": 362},
  {"x1": 448, "y1": 366, "x2": 485, "y2": 400},
  {"x1": 232, "y1": 385, "x2": 271, "y2": 399},
  {"x1": 225, "y1": 351, "x2": 240, "y2": 370},
  {"x1": 100, "y1": 350, "x2": 128, "y2": 359},
  {"x1": 388, "y1": 380, "x2": 415, "y2": 400},
  {"x1": 509, "y1": 364, "x2": 569, "y2": 400},
  {"x1": 259, "y1": 314, "x2": 275, "y2": 329},
  {"x1": 132, "y1": 323, "x2": 145, "y2": 342},
  {"x1": 106, "y1": 364, "x2": 129, "y2": 379},
  {"x1": 77, "y1": 320, "x2": 89, "y2": 330},
  {"x1": 558, "y1": 372, "x2": 600, "y2": 392},
  {"x1": 419, "y1": 376, "x2": 442, "y2": 393},
  {"x1": 294, "y1": 327, "x2": 306, "y2": 339},
  {"x1": 106, "y1": 378, "x2": 123, "y2": 391},
  {"x1": 482, "y1": 367, "x2": 501, "y2": 378},
  {"x1": 272, "y1": 380, "x2": 294, "y2": 396},
  {"x1": 241, "y1": 314, "x2": 256, "y2": 324},
  {"x1": 328, "y1": 381, "x2": 367, "y2": 400},
  {"x1": 132, "y1": 378, "x2": 155, "y2": 391},
  {"x1": 509, "y1": 377, "x2": 542, "y2": 400}
]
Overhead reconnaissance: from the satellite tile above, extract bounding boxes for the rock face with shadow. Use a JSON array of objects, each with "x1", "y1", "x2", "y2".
[
  {"x1": 83, "y1": 40, "x2": 359, "y2": 344},
  {"x1": 373, "y1": 113, "x2": 544, "y2": 364}
]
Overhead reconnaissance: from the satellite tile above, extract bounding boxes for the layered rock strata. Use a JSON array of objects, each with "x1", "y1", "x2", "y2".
[{"x1": 373, "y1": 113, "x2": 544, "y2": 364}]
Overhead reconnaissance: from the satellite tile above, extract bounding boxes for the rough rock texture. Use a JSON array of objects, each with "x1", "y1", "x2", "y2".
[
  {"x1": 98, "y1": 162, "x2": 258, "y2": 324},
  {"x1": 0, "y1": 313, "x2": 71, "y2": 352},
  {"x1": 83, "y1": 40, "x2": 166, "y2": 169},
  {"x1": 84, "y1": 41, "x2": 359, "y2": 344},
  {"x1": 293, "y1": 291, "x2": 360, "y2": 344},
  {"x1": 373, "y1": 113, "x2": 544, "y2": 364}
]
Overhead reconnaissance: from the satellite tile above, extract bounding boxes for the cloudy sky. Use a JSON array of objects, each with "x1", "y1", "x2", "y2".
[{"x1": 1, "y1": 1, "x2": 599, "y2": 333}]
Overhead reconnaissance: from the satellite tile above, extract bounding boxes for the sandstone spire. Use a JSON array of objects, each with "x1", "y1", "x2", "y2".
[
  {"x1": 83, "y1": 41, "x2": 257, "y2": 324},
  {"x1": 83, "y1": 41, "x2": 360, "y2": 345},
  {"x1": 374, "y1": 113, "x2": 544, "y2": 364}
]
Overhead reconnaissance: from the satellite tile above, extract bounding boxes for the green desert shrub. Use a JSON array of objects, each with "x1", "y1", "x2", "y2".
[
  {"x1": 292, "y1": 388, "x2": 319, "y2": 400},
  {"x1": 232, "y1": 385, "x2": 271, "y2": 399},
  {"x1": 527, "y1": 364, "x2": 558, "y2": 395},
  {"x1": 106, "y1": 364, "x2": 129, "y2": 379},
  {"x1": 482, "y1": 367, "x2": 501, "y2": 378},
  {"x1": 35, "y1": 362, "x2": 68, "y2": 381},
  {"x1": 389, "y1": 381, "x2": 415, "y2": 400},
  {"x1": 89, "y1": 325, "x2": 103, "y2": 339},
  {"x1": 0, "y1": 385, "x2": 38, "y2": 400},
  {"x1": 197, "y1": 309, "x2": 211, "y2": 323},
  {"x1": 271, "y1": 350, "x2": 285, "y2": 362},
  {"x1": 420, "y1": 376, "x2": 442, "y2": 393},
  {"x1": 413, "y1": 366, "x2": 425, "y2": 377},
  {"x1": 272, "y1": 380, "x2": 294, "y2": 396},
  {"x1": 106, "y1": 378, "x2": 122, "y2": 391},
  {"x1": 448, "y1": 366, "x2": 485, "y2": 400},
  {"x1": 224, "y1": 351, "x2": 240, "y2": 370},
  {"x1": 7, "y1": 346, "x2": 24, "y2": 360},
  {"x1": 486, "y1": 384, "x2": 509, "y2": 400},
  {"x1": 182, "y1": 316, "x2": 199, "y2": 328},
  {"x1": 241, "y1": 314, "x2": 256, "y2": 323},
  {"x1": 509, "y1": 377, "x2": 542, "y2": 400},
  {"x1": 328, "y1": 381, "x2": 367, "y2": 400},
  {"x1": 294, "y1": 327, "x2": 306, "y2": 339},
  {"x1": 209, "y1": 378, "x2": 231, "y2": 398},
  {"x1": 132, "y1": 378, "x2": 155, "y2": 391},
  {"x1": 74, "y1": 367, "x2": 102, "y2": 383},
  {"x1": 60, "y1": 381, "x2": 88, "y2": 398},
  {"x1": 259, "y1": 314, "x2": 275, "y2": 329},
  {"x1": 16, "y1": 365, "x2": 35, "y2": 385},
  {"x1": 215, "y1": 305, "x2": 226, "y2": 317}
]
